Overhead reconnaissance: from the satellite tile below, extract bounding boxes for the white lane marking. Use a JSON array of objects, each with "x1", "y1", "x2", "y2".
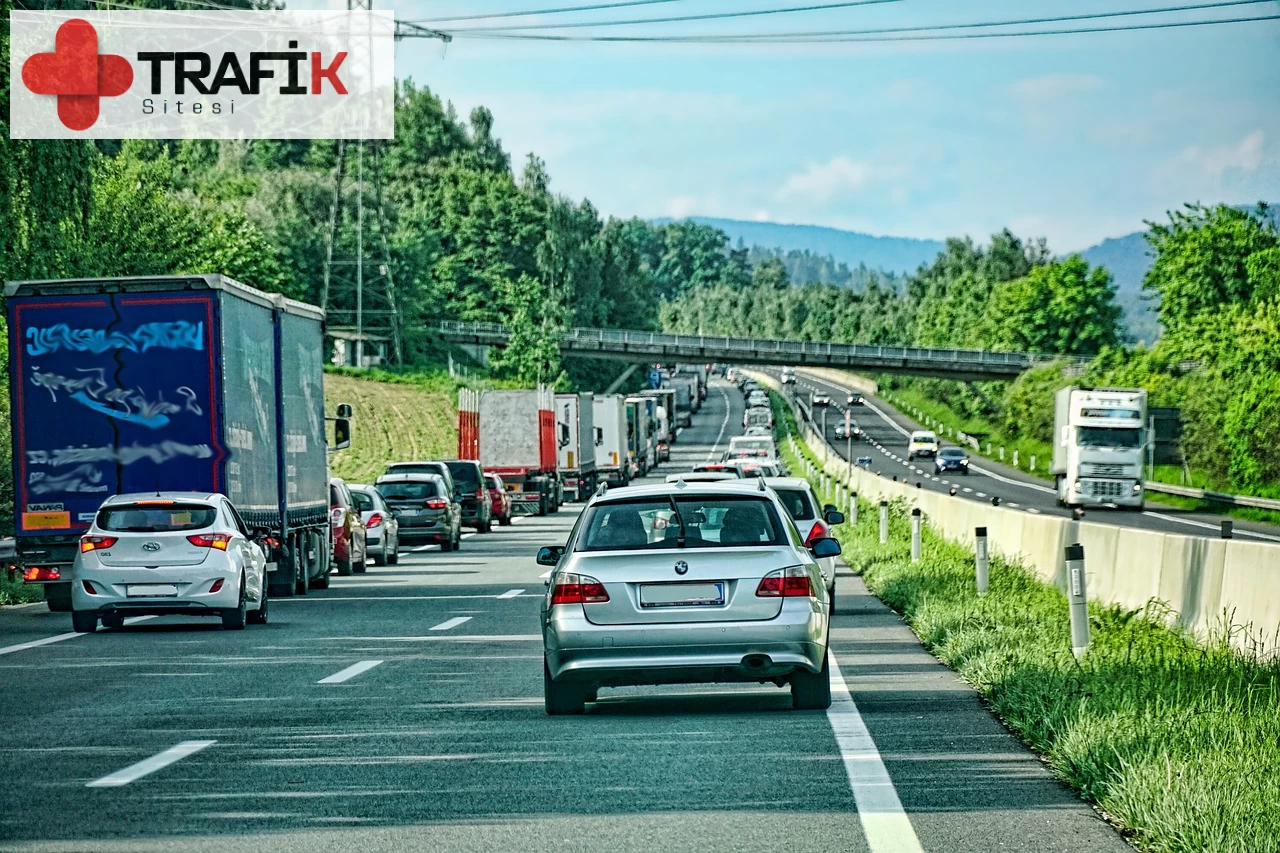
[
  {"x1": 318, "y1": 660, "x2": 384, "y2": 684},
  {"x1": 86, "y1": 740, "x2": 216, "y2": 788},
  {"x1": 962, "y1": 488, "x2": 973, "y2": 494},
  {"x1": 1027, "y1": 508, "x2": 1042, "y2": 514},
  {"x1": 1007, "y1": 502, "x2": 1020, "y2": 508},
  {"x1": 967, "y1": 461, "x2": 1056, "y2": 495},
  {"x1": 539, "y1": 570, "x2": 553, "y2": 580},
  {"x1": 704, "y1": 384, "x2": 733, "y2": 463},
  {"x1": 827, "y1": 654, "x2": 924, "y2": 853},
  {"x1": 497, "y1": 588, "x2": 525, "y2": 599},
  {"x1": 0, "y1": 615, "x2": 155, "y2": 657},
  {"x1": 412, "y1": 545, "x2": 435, "y2": 552},
  {"x1": 429, "y1": 616, "x2": 473, "y2": 631},
  {"x1": 1142, "y1": 510, "x2": 1280, "y2": 542},
  {"x1": 976, "y1": 492, "x2": 987, "y2": 498}
]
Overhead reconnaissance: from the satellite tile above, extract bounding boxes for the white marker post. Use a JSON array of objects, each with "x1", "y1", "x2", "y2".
[
  {"x1": 975, "y1": 526, "x2": 989, "y2": 596},
  {"x1": 879, "y1": 500, "x2": 889, "y2": 545},
  {"x1": 1065, "y1": 543, "x2": 1089, "y2": 660},
  {"x1": 849, "y1": 491, "x2": 857, "y2": 526},
  {"x1": 910, "y1": 508, "x2": 922, "y2": 562}
]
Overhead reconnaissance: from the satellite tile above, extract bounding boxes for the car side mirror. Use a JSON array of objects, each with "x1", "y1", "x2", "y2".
[
  {"x1": 811, "y1": 537, "x2": 841, "y2": 559},
  {"x1": 824, "y1": 510, "x2": 845, "y2": 525},
  {"x1": 536, "y1": 546, "x2": 564, "y2": 567}
]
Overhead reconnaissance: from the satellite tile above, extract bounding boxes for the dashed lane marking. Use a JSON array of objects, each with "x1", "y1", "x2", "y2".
[
  {"x1": 497, "y1": 588, "x2": 525, "y2": 599},
  {"x1": 318, "y1": 660, "x2": 384, "y2": 684},
  {"x1": 86, "y1": 740, "x2": 216, "y2": 788},
  {"x1": 429, "y1": 616, "x2": 473, "y2": 631},
  {"x1": 0, "y1": 616, "x2": 155, "y2": 658}
]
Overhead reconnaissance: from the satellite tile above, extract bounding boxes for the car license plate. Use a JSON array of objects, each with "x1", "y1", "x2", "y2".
[
  {"x1": 640, "y1": 582, "x2": 725, "y2": 608},
  {"x1": 395, "y1": 509, "x2": 419, "y2": 517},
  {"x1": 127, "y1": 584, "x2": 178, "y2": 597}
]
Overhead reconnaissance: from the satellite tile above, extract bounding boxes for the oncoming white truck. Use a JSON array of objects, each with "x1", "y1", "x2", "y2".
[{"x1": 1052, "y1": 386, "x2": 1148, "y2": 510}]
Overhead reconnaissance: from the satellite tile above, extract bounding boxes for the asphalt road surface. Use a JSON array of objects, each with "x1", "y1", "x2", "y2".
[
  {"x1": 781, "y1": 369, "x2": 1280, "y2": 543},
  {"x1": 0, "y1": 379, "x2": 1127, "y2": 853}
]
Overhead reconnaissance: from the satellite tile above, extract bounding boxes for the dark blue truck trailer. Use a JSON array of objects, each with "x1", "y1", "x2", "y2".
[{"x1": 6, "y1": 275, "x2": 338, "y2": 610}]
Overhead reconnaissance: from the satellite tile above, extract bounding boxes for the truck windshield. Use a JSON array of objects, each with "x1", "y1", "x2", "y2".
[
  {"x1": 577, "y1": 496, "x2": 786, "y2": 551},
  {"x1": 1078, "y1": 427, "x2": 1142, "y2": 448}
]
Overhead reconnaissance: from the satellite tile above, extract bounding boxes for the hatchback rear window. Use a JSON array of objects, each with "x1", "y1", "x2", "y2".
[
  {"x1": 98, "y1": 503, "x2": 218, "y2": 532},
  {"x1": 378, "y1": 481, "x2": 441, "y2": 501},
  {"x1": 445, "y1": 461, "x2": 481, "y2": 493},
  {"x1": 577, "y1": 496, "x2": 786, "y2": 551},
  {"x1": 774, "y1": 489, "x2": 816, "y2": 521}
]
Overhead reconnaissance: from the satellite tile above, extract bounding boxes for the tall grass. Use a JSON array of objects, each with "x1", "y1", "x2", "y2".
[{"x1": 777, "y1": 419, "x2": 1280, "y2": 852}]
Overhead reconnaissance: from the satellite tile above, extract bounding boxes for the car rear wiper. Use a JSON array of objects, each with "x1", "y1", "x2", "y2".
[{"x1": 667, "y1": 496, "x2": 686, "y2": 548}]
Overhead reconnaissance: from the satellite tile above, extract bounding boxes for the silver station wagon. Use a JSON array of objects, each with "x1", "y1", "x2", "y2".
[{"x1": 538, "y1": 481, "x2": 841, "y2": 715}]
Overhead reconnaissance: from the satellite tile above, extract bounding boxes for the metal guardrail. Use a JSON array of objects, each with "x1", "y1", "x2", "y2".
[
  {"x1": 438, "y1": 321, "x2": 1080, "y2": 376},
  {"x1": 1142, "y1": 481, "x2": 1280, "y2": 512}
]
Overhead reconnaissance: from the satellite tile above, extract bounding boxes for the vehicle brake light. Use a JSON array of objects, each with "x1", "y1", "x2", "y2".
[
  {"x1": 550, "y1": 572, "x2": 610, "y2": 605},
  {"x1": 366, "y1": 513, "x2": 383, "y2": 529},
  {"x1": 23, "y1": 566, "x2": 60, "y2": 582},
  {"x1": 475, "y1": 487, "x2": 485, "y2": 500},
  {"x1": 187, "y1": 533, "x2": 231, "y2": 550},
  {"x1": 330, "y1": 508, "x2": 345, "y2": 526},
  {"x1": 79, "y1": 535, "x2": 119, "y2": 553},
  {"x1": 756, "y1": 567, "x2": 813, "y2": 598},
  {"x1": 804, "y1": 520, "x2": 829, "y2": 549},
  {"x1": 424, "y1": 498, "x2": 448, "y2": 510}
]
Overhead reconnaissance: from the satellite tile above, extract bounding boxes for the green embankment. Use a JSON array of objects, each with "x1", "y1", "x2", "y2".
[{"x1": 774, "y1": 393, "x2": 1280, "y2": 853}]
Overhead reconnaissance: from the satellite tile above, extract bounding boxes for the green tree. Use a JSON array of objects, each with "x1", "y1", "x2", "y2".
[{"x1": 986, "y1": 256, "x2": 1123, "y2": 355}]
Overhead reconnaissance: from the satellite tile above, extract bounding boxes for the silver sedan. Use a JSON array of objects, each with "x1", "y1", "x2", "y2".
[{"x1": 538, "y1": 481, "x2": 841, "y2": 714}]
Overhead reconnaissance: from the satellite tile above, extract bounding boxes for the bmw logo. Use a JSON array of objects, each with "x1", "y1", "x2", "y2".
[{"x1": 674, "y1": 560, "x2": 689, "y2": 575}]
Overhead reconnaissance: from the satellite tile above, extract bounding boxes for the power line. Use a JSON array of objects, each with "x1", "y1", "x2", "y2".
[
  {"x1": 414, "y1": 0, "x2": 681, "y2": 24},
  {"x1": 457, "y1": 10, "x2": 1280, "y2": 42},
  {"x1": 424, "y1": 0, "x2": 903, "y2": 32}
]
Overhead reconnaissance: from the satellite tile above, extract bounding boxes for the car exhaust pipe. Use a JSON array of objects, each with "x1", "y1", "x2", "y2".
[{"x1": 741, "y1": 654, "x2": 773, "y2": 671}]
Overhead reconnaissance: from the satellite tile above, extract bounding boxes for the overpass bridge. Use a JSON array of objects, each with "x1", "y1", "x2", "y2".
[{"x1": 437, "y1": 321, "x2": 1076, "y2": 381}]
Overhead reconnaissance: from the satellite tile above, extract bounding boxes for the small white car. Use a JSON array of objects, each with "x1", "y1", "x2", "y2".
[
  {"x1": 349, "y1": 484, "x2": 401, "y2": 566},
  {"x1": 907, "y1": 430, "x2": 939, "y2": 460},
  {"x1": 70, "y1": 493, "x2": 268, "y2": 633},
  {"x1": 811, "y1": 392, "x2": 831, "y2": 407},
  {"x1": 765, "y1": 477, "x2": 844, "y2": 612}
]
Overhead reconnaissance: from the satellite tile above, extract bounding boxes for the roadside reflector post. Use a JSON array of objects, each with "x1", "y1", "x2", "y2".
[
  {"x1": 975, "y1": 526, "x2": 989, "y2": 596},
  {"x1": 910, "y1": 508, "x2": 922, "y2": 562},
  {"x1": 1013, "y1": 449, "x2": 1019, "y2": 468},
  {"x1": 1030, "y1": 454, "x2": 1036, "y2": 472},
  {"x1": 1221, "y1": 520, "x2": 1233, "y2": 540},
  {"x1": 1065, "y1": 543, "x2": 1089, "y2": 660},
  {"x1": 999, "y1": 447, "x2": 1005, "y2": 462},
  {"x1": 879, "y1": 500, "x2": 889, "y2": 545},
  {"x1": 849, "y1": 491, "x2": 858, "y2": 525}
]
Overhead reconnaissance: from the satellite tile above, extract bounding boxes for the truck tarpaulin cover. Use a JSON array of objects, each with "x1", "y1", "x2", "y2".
[{"x1": 9, "y1": 293, "x2": 222, "y2": 536}]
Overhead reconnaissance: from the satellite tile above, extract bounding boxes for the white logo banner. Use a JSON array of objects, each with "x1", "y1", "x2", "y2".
[{"x1": 9, "y1": 10, "x2": 394, "y2": 139}]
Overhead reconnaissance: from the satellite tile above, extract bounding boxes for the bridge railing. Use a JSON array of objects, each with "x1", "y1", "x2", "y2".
[{"x1": 438, "y1": 321, "x2": 1077, "y2": 369}]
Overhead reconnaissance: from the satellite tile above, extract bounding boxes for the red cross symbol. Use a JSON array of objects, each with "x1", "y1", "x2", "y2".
[{"x1": 21, "y1": 19, "x2": 133, "y2": 131}]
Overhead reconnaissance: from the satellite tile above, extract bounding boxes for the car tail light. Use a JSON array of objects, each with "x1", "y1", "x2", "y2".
[
  {"x1": 366, "y1": 513, "x2": 383, "y2": 529},
  {"x1": 550, "y1": 572, "x2": 610, "y2": 605},
  {"x1": 23, "y1": 566, "x2": 60, "y2": 582},
  {"x1": 424, "y1": 498, "x2": 449, "y2": 510},
  {"x1": 804, "y1": 520, "x2": 829, "y2": 549},
  {"x1": 187, "y1": 533, "x2": 231, "y2": 550},
  {"x1": 756, "y1": 566, "x2": 813, "y2": 598},
  {"x1": 330, "y1": 508, "x2": 345, "y2": 527},
  {"x1": 475, "y1": 487, "x2": 485, "y2": 501},
  {"x1": 209, "y1": 578, "x2": 225, "y2": 593},
  {"x1": 79, "y1": 535, "x2": 118, "y2": 553}
]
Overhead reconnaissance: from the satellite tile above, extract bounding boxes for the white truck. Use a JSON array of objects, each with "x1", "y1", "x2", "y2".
[
  {"x1": 1052, "y1": 387, "x2": 1148, "y2": 510},
  {"x1": 556, "y1": 392, "x2": 599, "y2": 502},
  {"x1": 593, "y1": 394, "x2": 630, "y2": 487},
  {"x1": 670, "y1": 378, "x2": 696, "y2": 428}
]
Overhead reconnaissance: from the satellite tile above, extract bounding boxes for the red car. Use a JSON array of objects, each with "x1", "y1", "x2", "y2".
[
  {"x1": 486, "y1": 474, "x2": 513, "y2": 526},
  {"x1": 330, "y1": 478, "x2": 368, "y2": 577}
]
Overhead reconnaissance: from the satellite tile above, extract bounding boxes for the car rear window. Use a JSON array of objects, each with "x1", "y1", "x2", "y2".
[
  {"x1": 378, "y1": 481, "x2": 441, "y2": 502},
  {"x1": 445, "y1": 461, "x2": 481, "y2": 493},
  {"x1": 577, "y1": 496, "x2": 787, "y2": 551},
  {"x1": 484, "y1": 475, "x2": 501, "y2": 490},
  {"x1": 913, "y1": 433, "x2": 937, "y2": 443},
  {"x1": 773, "y1": 488, "x2": 816, "y2": 521},
  {"x1": 351, "y1": 491, "x2": 375, "y2": 512},
  {"x1": 97, "y1": 503, "x2": 218, "y2": 532}
]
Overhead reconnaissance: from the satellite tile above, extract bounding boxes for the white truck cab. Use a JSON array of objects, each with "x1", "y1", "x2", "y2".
[{"x1": 1052, "y1": 387, "x2": 1147, "y2": 510}]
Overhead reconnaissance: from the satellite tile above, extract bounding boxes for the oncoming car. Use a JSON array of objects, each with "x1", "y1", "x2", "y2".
[
  {"x1": 70, "y1": 493, "x2": 268, "y2": 633},
  {"x1": 907, "y1": 430, "x2": 939, "y2": 461},
  {"x1": 538, "y1": 482, "x2": 841, "y2": 715},
  {"x1": 935, "y1": 446, "x2": 971, "y2": 475}
]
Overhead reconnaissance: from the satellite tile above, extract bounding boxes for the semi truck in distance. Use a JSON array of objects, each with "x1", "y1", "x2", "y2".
[
  {"x1": 624, "y1": 396, "x2": 653, "y2": 478},
  {"x1": 670, "y1": 378, "x2": 695, "y2": 428},
  {"x1": 640, "y1": 388, "x2": 677, "y2": 445},
  {"x1": 555, "y1": 392, "x2": 599, "y2": 502},
  {"x1": 1052, "y1": 386, "x2": 1148, "y2": 510},
  {"x1": 5, "y1": 275, "x2": 347, "y2": 610},
  {"x1": 461, "y1": 387, "x2": 559, "y2": 516},
  {"x1": 593, "y1": 394, "x2": 629, "y2": 487}
]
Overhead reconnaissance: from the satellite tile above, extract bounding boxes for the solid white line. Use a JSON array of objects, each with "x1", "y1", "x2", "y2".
[
  {"x1": 0, "y1": 615, "x2": 155, "y2": 657},
  {"x1": 318, "y1": 660, "x2": 384, "y2": 684},
  {"x1": 1142, "y1": 510, "x2": 1280, "y2": 542},
  {"x1": 429, "y1": 616, "x2": 472, "y2": 631},
  {"x1": 827, "y1": 654, "x2": 924, "y2": 853},
  {"x1": 86, "y1": 740, "x2": 216, "y2": 788},
  {"x1": 497, "y1": 588, "x2": 525, "y2": 599},
  {"x1": 704, "y1": 385, "x2": 733, "y2": 463}
]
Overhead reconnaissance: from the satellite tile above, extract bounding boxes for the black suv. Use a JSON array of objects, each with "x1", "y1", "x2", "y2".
[{"x1": 442, "y1": 460, "x2": 492, "y2": 533}]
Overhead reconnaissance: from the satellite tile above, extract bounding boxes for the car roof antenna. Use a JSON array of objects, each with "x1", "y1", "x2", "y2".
[{"x1": 757, "y1": 472, "x2": 768, "y2": 491}]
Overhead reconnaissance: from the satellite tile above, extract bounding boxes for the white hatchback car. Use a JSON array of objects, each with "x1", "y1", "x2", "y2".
[
  {"x1": 765, "y1": 477, "x2": 844, "y2": 612},
  {"x1": 70, "y1": 493, "x2": 268, "y2": 633},
  {"x1": 907, "y1": 430, "x2": 940, "y2": 460}
]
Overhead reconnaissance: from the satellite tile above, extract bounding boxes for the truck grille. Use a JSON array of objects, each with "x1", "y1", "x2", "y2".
[
  {"x1": 1081, "y1": 463, "x2": 1127, "y2": 477},
  {"x1": 1082, "y1": 479, "x2": 1129, "y2": 498}
]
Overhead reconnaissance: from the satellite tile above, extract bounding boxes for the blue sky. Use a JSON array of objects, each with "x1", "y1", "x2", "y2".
[{"x1": 309, "y1": 0, "x2": 1280, "y2": 251}]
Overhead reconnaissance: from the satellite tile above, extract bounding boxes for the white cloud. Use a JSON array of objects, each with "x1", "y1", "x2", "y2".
[
  {"x1": 777, "y1": 157, "x2": 872, "y2": 204},
  {"x1": 751, "y1": 210, "x2": 772, "y2": 222},
  {"x1": 665, "y1": 196, "x2": 699, "y2": 218},
  {"x1": 1172, "y1": 130, "x2": 1265, "y2": 179},
  {"x1": 1008, "y1": 73, "x2": 1104, "y2": 103}
]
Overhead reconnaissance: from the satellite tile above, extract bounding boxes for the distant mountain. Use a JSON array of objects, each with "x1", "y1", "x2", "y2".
[
  {"x1": 1078, "y1": 232, "x2": 1160, "y2": 345},
  {"x1": 653, "y1": 217, "x2": 945, "y2": 275}
]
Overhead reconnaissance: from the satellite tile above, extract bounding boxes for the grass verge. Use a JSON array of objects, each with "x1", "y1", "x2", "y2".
[
  {"x1": 775, "y1": 396, "x2": 1280, "y2": 853},
  {"x1": 1, "y1": 573, "x2": 43, "y2": 606}
]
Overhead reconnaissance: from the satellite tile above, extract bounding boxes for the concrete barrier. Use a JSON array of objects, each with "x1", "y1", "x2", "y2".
[{"x1": 757, "y1": 371, "x2": 1280, "y2": 655}]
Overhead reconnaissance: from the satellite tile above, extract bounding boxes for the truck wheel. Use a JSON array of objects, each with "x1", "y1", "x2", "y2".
[
  {"x1": 71, "y1": 610, "x2": 98, "y2": 633},
  {"x1": 270, "y1": 542, "x2": 296, "y2": 598},
  {"x1": 537, "y1": 495, "x2": 548, "y2": 516},
  {"x1": 46, "y1": 583, "x2": 72, "y2": 613}
]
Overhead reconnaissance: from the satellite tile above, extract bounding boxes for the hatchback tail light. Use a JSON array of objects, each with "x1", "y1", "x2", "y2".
[
  {"x1": 187, "y1": 533, "x2": 232, "y2": 550},
  {"x1": 424, "y1": 498, "x2": 448, "y2": 510},
  {"x1": 804, "y1": 520, "x2": 829, "y2": 549},
  {"x1": 79, "y1": 535, "x2": 118, "y2": 553},
  {"x1": 330, "y1": 508, "x2": 345, "y2": 527},
  {"x1": 366, "y1": 513, "x2": 383, "y2": 529},
  {"x1": 550, "y1": 572, "x2": 610, "y2": 605},
  {"x1": 756, "y1": 566, "x2": 813, "y2": 598}
]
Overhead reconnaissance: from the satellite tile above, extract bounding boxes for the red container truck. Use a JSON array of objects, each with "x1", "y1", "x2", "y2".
[{"x1": 459, "y1": 387, "x2": 560, "y2": 516}]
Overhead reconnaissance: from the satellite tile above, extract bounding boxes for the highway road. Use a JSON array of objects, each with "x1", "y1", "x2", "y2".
[
  {"x1": 782, "y1": 369, "x2": 1280, "y2": 543},
  {"x1": 0, "y1": 380, "x2": 1128, "y2": 853}
]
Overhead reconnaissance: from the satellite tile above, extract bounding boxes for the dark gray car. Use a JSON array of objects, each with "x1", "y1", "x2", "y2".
[
  {"x1": 375, "y1": 474, "x2": 462, "y2": 552},
  {"x1": 443, "y1": 460, "x2": 492, "y2": 533}
]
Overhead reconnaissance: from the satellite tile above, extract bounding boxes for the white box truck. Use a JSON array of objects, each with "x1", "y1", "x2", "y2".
[
  {"x1": 1052, "y1": 386, "x2": 1148, "y2": 510},
  {"x1": 556, "y1": 392, "x2": 598, "y2": 502},
  {"x1": 593, "y1": 394, "x2": 630, "y2": 487}
]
